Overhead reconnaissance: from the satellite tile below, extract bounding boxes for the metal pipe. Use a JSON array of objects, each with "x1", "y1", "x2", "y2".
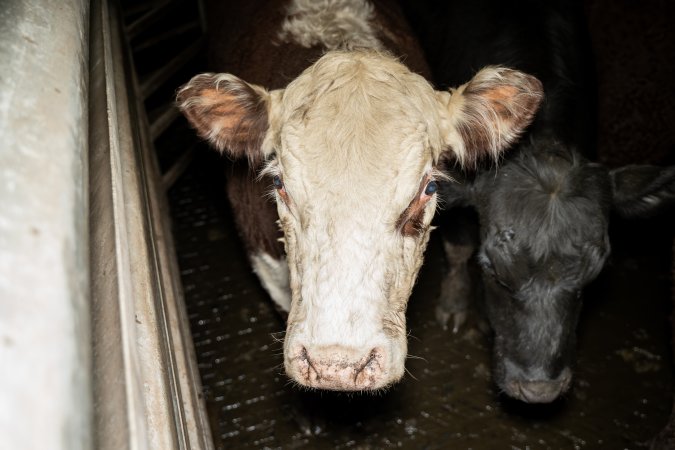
[
  {"x1": 0, "y1": 0, "x2": 92, "y2": 449},
  {"x1": 89, "y1": 0, "x2": 213, "y2": 448}
]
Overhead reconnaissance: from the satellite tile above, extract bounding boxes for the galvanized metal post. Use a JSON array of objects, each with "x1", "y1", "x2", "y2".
[
  {"x1": 89, "y1": 1, "x2": 213, "y2": 449},
  {"x1": 0, "y1": 1, "x2": 92, "y2": 450}
]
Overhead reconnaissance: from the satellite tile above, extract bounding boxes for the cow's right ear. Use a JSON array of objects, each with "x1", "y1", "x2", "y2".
[{"x1": 177, "y1": 73, "x2": 275, "y2": 164}]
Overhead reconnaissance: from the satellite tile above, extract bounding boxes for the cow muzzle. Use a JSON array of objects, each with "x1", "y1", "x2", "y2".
[
  {"x1": 285, "y1": 343, "x2": 395, "y2": 391},
  {"x1": 501, "y1": 365, "x2": 573, "y2": 403}
]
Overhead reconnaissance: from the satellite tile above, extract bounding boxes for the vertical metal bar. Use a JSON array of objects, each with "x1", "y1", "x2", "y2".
[
  {"x1": 89, "y1": 0, "x2": 214, "y2": 448},
  {"x1": 90, "y1": 0, "x2": 150, "y2": 447},
  {"x1": 0, "y1": 0, "x2": 92, "y2": 449},
  {"x1": 115, "y1": 0, "x2": 214, "y2": 445}
]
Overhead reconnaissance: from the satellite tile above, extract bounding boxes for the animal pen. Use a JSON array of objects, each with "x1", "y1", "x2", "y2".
[{"x1": 1, "y1": 0, "x2": 673, "y2": 449}]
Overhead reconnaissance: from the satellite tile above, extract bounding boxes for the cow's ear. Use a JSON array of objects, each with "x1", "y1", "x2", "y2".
[
  {"x1": 436, "y1": 67, "x2": 543, "y2": 166},
  {"x1": 177, "y1": 73, "x2": 275, "y2": 165},
  {"x1": 610, "y1": 165, "x2": 675, "y2": 217}
]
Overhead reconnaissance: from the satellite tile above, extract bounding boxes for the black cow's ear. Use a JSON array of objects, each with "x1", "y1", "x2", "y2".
[{"x1": 610, "y1": 165, "x2": 675, "y2": 217}]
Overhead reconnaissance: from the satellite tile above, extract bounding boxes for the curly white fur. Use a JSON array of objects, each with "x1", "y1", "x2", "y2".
[{"x1": 278, "y1": 0, "x2": 383, "y2": 50}]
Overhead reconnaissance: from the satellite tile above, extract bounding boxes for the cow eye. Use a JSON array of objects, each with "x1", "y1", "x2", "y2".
[
  {"x1": 271, "y1": 174, "x2": 292, "y2": 205},
  {"x1": 424, "y1": 180, "x2": 438, "y2": 196}
]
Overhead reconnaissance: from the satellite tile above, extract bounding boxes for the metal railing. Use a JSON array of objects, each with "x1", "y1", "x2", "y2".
[
  {"x1": 0, "y1": 0, "x2": 212, "y2": 448},
  {"x1": 89, "y1": 0, "x2": 212, "y2": 448},
  {"x1": 0, "y1": 0, "x2": 92, "y2": 449}
]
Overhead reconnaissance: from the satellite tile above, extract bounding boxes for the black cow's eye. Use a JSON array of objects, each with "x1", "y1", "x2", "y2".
[
  {"x1": 273, "y1": 175, "x2": 283, "y2": 189},
  {"x1": 424, "y1": 180, "x2": 438, "y2": 196}
]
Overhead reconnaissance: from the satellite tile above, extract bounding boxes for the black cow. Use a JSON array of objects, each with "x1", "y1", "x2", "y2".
[{"x1": 402, "y1": 0, "x2": 675, "y2": 403}]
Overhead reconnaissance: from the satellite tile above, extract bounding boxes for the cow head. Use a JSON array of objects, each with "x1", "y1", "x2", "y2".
[
  {"x1": 445, "y1": 138, "x2": 675, "y2": 402},
  {"x1": 178, "y1": 50, "x2": 543, "y2": 391}
]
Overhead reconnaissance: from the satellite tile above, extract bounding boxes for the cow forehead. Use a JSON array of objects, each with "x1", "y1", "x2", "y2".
[
  {"x1": 283, "y1": 50, "x2": 438, "y2": 106},
  {"x1": 277, "y1": 52, "x2": 442, "y2": 158},
  {"x1": 273, "y1": 51, "x2": 440, "y2": 211}
]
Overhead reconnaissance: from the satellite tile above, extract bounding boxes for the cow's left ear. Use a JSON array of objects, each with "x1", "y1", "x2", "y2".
[
  {"x1": 610, "y1": 165, "x2": 675, "y2": 217},
  {"x1": 177, "y1": 73, "x2": 278, "y2": 165},
  {"x1": 436, "y1": 66, "x2": 543, "y2": 166}
]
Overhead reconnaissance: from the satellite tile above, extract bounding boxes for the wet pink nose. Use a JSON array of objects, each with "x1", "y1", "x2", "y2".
[{"x1": 288, "y1": 345, "x2": 387, "y2": 391}]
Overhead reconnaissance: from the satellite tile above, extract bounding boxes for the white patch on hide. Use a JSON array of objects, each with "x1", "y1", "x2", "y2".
[
  {"x1": 278, "y1": 0, "x2": 383, "y2": 50},
  {"x1": 251, "y1": 252, "x2": 291, "y2": 312}
]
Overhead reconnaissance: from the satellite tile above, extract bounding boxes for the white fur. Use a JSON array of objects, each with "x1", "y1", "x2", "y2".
[
  {"x1": 278, "y1": 0, "x2": 383, "y2": 50},
  {"x1": 250, "y1": 252, "x2": 292, "y2": 312}
]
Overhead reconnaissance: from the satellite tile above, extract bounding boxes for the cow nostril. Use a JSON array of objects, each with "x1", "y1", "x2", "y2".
[
  {"x1": 559, "y1": 368, "x2": 572, "y2": 389},
  {"x1": 365, "y1": 348, "x2": 379, "y2": 367},
  {"x1": 364, "y1": 348, "x2": 379, "y2": 368},
  {"x1": 354, "y1": 348, "x2": 382, "y2": 380},
  {"x1": 299, "y1": 346, "x2": 322, "y2": 381}
]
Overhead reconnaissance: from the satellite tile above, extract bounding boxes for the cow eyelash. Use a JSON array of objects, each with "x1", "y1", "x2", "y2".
[
  {"x1": 424, "y1": 180, "x2": 438, "y2": 196},
  {"x1": 423, "y1": 168, "x2": 452, "y2": 198},
  {"x1": 269, "y1": 173, "x2": 291, "y2": 206},
  {"x1": 258, "y1": 161, "x2": 289, "y2": 201}
]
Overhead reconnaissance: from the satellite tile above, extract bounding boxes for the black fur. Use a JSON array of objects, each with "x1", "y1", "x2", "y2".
[{"x1": 403, "y1": 0, "x2": 675, "y2": 403}]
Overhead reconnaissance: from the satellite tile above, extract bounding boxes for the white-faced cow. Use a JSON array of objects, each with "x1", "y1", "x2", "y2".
[
  {"x1": 402, "y1": 0, "x2": 675, "y2": 403},
  {"x1": 177, "y1": 0, "x2": 543, "y2": 391}
]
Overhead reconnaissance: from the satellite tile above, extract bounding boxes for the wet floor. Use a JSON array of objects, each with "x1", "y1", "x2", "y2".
[{"x1": 168, "y1": 143, "x2": 674, "y2": 449}]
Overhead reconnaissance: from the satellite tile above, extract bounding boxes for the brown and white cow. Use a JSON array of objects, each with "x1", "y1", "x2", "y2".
[{"x1": 177, "y1": 0, "x2": 543, "y2": 391}]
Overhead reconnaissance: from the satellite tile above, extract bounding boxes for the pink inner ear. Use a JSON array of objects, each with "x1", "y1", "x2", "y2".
[
  {"x1": 481, "y1": 85, "x2": 519, "y2": 115},
  {"x1": 182, "y1": 89, "x2": 250, "y2": 139},
  {"x1": 177, "y1": 75, "x2": 269, "y2": 164},
  {"x1": 454, "y1": 69, "x2": 543, "y2": 163},
  {"x1": 483, "y1": 85, "x2": 519, "y2": 102},
  {"x1": 201, "y1": 91, "x2": 244, "y2": 127}
]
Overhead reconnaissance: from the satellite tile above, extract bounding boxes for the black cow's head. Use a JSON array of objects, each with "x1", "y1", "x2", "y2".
[{"x1": 445, "y1": 137, "x2": 675, "y2": 403}]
